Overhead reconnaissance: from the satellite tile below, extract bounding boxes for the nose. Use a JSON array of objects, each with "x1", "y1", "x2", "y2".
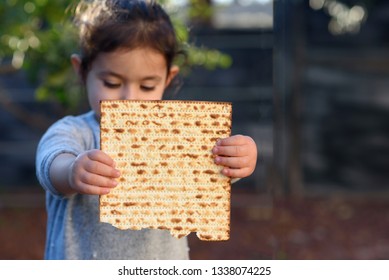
[{"x1": 122, "y1": 86, "x2": 139, "y2": 100}]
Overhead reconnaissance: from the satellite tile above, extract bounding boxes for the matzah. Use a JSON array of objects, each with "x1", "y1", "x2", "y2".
[{"x1": 99, "y1": 100, "x2": 232, "y2": 241}]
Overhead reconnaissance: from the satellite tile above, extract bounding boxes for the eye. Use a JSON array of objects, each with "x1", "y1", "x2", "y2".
[
  {"x1": 103, "y1": 81, "x2": 121, "y2": 89},
  {"x1": 141, "y1": 85, "x2": 155, "y2": 92}
]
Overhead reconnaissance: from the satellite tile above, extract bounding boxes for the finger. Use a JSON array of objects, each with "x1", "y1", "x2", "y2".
[
  {"x1": 75, "y1": 181, "x2": 112, "y2": 195},
  {"x1": 221, "y1": 167, "x2": 253, "y2": 178},
  {"x1": 217, "y1": 135, "x2": 248, "y2": 146},
  {"x1": 84, "y1": 158, "x2": 121, "y2": 178},
  {"x1": 213, "y1": 144, "x2": 248, "y2": 157},
  {"x1": 214, "y1": 155, "x2": 249, "y2": 169},
  {"x1": 79, "y1": 172, "x2": 119, "y2": 189},
  {"x1": 87, "y1": 149, "x2": 116, "y2": 167},
  {"x1": 80, "y1": 150, "x2": 120, "y2": 178}
]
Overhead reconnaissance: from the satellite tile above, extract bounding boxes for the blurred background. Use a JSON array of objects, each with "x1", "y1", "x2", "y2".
[{"x1": 0, "y1": 0, "x2": 388, "y2": 259}]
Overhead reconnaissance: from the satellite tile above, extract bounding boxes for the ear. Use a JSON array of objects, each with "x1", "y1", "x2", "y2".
[
  {"x1": 165, "y1": 65, "x2": 180, "y2": 88},
  {"x1": 70, "y1": 54, "x2": 82, "y2": 81}
]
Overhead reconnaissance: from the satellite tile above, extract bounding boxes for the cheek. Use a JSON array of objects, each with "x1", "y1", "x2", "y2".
[
  {"x1": 150, "y1": 91, "x2": 164, "y2": 101},
  {"x1": 153, "y1": 85, "x2": 167, "y2": 100},
  {"x1": 87, "y1": 91, "x2": 102, "y2": 117},
  {"x1": 86, "y1": 82, "x2": 104, "y2": 116},
  {"x1": 153, "y1": 89, "x2": 165, "y2": 100}
]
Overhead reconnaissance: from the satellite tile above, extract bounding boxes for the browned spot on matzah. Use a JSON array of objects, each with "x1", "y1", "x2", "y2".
[{"x1": 99, "y1": 100, "x2": 232, "y2": 241}]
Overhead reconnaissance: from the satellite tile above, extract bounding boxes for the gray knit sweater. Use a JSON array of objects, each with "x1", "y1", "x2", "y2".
[{"x1": 36, "y1": 111, "x2": 189, "y2": 259}]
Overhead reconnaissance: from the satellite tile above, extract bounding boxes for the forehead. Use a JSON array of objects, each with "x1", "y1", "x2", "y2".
[{"x1": 92, "y1": 48, "x2": 168, "y2": 77}]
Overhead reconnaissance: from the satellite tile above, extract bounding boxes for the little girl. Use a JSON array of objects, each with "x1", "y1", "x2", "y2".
[{"x1": 36, "y1": 0, "x2": 257, "y2": 259}]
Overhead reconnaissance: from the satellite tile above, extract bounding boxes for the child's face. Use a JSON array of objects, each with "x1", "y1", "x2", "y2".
[{"x1": 81, "y1": 48, "x2": 177, "y2": 118}]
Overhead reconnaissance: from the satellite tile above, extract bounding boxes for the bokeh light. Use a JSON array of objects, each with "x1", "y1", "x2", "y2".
[{"x1": 309, "y1": 0, "x2": 367, "y2": 35}]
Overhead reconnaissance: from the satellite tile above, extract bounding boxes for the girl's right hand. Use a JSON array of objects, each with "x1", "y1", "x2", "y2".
[{"x1": 68, "y1": 149, "x2": 121, "y2": 195}]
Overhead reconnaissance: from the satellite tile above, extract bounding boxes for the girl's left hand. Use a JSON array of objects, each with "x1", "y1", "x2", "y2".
[{"x1": 212, "y1": 135, "x2": 257, "y2": 179}]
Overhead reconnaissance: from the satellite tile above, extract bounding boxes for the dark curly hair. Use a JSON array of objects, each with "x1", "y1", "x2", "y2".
[{"x1": 74, "y1": 0, "x2": 182, "y2": 83}]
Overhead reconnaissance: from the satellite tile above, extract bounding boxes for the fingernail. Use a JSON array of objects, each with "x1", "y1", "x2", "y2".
[
  {"x1": 216, "y1": 139, "x2": 222, "y2": 146},
  {"x1": 212, "y1": 146, "x2": 218, "y2": 154},
  {"x1": 214, "y1": 157, "x2": 221, "y2": 164},
  {"x1": 115, "y1": 169, "x2": 121, "y2": 177}
]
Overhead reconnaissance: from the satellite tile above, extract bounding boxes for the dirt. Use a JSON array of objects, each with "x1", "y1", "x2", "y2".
[
  {"x1": 190, "y1": 193, "x2": 389, "y2": 259},
  {"x1": 1, "y1": 191, "x2": 389, "y2": 260}
]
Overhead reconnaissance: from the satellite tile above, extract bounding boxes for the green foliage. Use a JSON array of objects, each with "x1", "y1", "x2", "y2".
[
  {"x1": 0, "y1": 0, "x2": 232, "y2": 113},
  {"x1": 0, "y1": 0, "x2": 81, "y2": 110},
  {"x1": 188, "y1": 0, "x2": 213, "y2": 23}
]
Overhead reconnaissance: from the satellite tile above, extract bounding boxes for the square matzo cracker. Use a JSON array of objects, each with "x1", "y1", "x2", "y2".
[{"x1": 99, "y1": 100, "x2": 232, "y2": 241}]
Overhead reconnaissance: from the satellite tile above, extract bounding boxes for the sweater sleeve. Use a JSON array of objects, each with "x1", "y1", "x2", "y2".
[{"x1": 35, "y1": 115, "x2": 94, "y2": 197}]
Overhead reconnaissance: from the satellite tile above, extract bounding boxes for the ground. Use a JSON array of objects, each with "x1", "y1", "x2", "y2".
[{"x1": 1, "y1": 189, "x2": 389, "y2": 260}]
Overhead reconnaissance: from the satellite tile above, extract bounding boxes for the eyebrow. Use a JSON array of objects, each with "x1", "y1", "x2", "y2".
[
  {"x1": 98, "y1": 71, "x2": 124, "y2": 79},
  {"x1": 98, "y1": 71, "x2": 162, "y2": 82}
]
